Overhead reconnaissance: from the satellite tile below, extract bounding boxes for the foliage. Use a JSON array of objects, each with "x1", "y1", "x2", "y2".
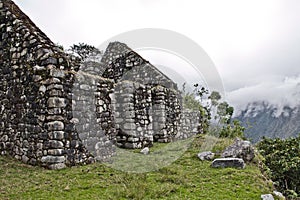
[
  {"x1": 216, "y1": 101, "x2": 234, "y2": 125},
  {"x1": 206, "y1": 91, "x2": 244, "y2": 139},
  {"x1": 182, "y1": 83, "x2": 211, "y2": 134},
  {"x1": 0, "y1": 137, "x2": 275, "y2": 200},
  {"x1": 257, "y1": 135, "x2": 300, "y2": 198},
  {"x1": 182, "y1": 92, "x2": 202, "y2": 111},
  {"x1": 198, "y1": 105, "x2": 211, "y2": 134},
  {"x1": 182, "y1": 92, "x2": 211, "y2": 134},
  {"x1": 68, "y1": 43, "x2": 101, "y2": 60},
  {"x1": 219, "y1": 120, "x2": 246, "y2": 139},
  {"x1": 208, "y1": 91, "x2": 221, "y2": 106},
  {"x1": 55, "y1": 43, "x2": 65, "y2": 51},
  {"x1": 181, "y1": 84, "x2": 245, "y2": 138}
]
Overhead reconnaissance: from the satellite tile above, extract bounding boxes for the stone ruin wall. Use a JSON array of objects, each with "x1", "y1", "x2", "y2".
[
  {"x1": 100, "y1": 42, "x2": 189, "y2": 148},
  {"x1": 0, "y1": 0, "x2": 91, "y2": 169},
  {"x1": 0, "y1": 0, "x2": 201, "y2": 169}
]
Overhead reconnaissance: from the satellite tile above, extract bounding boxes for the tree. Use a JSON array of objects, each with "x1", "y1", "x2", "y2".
[
  {"x1": 209, "y1": 91, "x2": 221, "y2": 106},
  {"x1": 258, "y1": 135, "x2": 300, "y2": 198},
  {"x1": 219, "y1": 120, "x2": 245, "y2": 138},
  {"x1": 206, "y1": 91, "x2": 245, "y2": 138},
  {"x1": 217, "y1": 101, "x2": 234, "y2": 124},
  {"x1": 181, "y1": 84, "x2": 244, "y2": 137},
  {"x1": 182, "y1": 83, "x2": 211, "y2": 134},
  {"x1": 55, "y1": 43, "x2": 65, "y2": 51},
  {"x1": 68, "y1": 43, "x2": 101, "y2": 60},
  {"x1": 193, "y1": 84, "x2": 208, "y2": 102}
]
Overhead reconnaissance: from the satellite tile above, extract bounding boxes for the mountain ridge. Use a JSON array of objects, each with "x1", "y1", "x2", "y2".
[{"x1": 235, "y1": 101, "x2": 300, "y2": 142}]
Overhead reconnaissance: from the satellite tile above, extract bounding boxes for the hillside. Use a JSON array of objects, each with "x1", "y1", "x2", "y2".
[
  {"x1": 236, "y1": 102, "x2": 300, "y2": 142},
  {"x1": 0, "y1": 136, "x2": 275, "y2": 200}
]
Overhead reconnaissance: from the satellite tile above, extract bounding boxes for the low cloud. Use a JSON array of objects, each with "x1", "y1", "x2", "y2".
[{"x1": 226, "y1": 75, "x2": 300, "y2": 116}]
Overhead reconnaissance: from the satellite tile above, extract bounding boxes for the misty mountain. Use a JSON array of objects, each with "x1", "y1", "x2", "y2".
[{"x1": 235, "y1": 101, "x2": 300, "y2": 143}]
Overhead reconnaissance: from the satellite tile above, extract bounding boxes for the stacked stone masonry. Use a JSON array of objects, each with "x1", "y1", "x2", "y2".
[
  {"x1": 0, "y1": 0, "x2": 201, "y2": 169},
  {"x1": 0, "y1": 0, "x2": 90, "y2": 169}
]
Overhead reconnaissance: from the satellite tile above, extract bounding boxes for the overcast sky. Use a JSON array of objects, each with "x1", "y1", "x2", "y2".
[{"x1": 14, "y1": 0, "x2": 300, "y2": 113}]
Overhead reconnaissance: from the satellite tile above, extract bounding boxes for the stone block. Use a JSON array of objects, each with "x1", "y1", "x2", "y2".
[
  {"x1": 123, "y1": 123, "x2": 136, "y2": 130},
  {"x1": 222, "y1": 138, "x2": 255, "y2": 162},
  {"x1": 41, "y1": 155, "x2": 65, "y2": 163},
  {"x1": 50, "y1": 69, "x2": 65, "y2": 78},
  {"x1": 115, "y1": 118, "x2": 124, "y2": 123},
  {"x1": 47, "y1": 97, "x2": 66, "y2": 108},
  {"x1": 21, "y1": 155, "x2": 29, "y2": 163},
  {"x1": 80, "y1": 84, "x2": 91, "y2": 90},
  {"x1": 48, "y1": 163, "x2": 66, "y2": 170},
  {"x1": 48, "y1": 149, "x2": 64, "y2": 156},
  {"x1": 140, "y1": 147, "x2": 149, "y2": 155},
  {"x1": 127, "y1": 137, "x2": 139, "y2": 142},
  {"x1": 47, "y1": 121, "x2": 64, "y2": 131},
  {"x1": 49, "y1": 140, "x2": 64, "y2": 149},
  {"x1": 211, "y1": 158, "x2": 245, "y2": 169},
  {"x1": 49, "y1": 131, "x2": 65, "y2": 140},
  {"x1": 261, "y1": 194, "x2": 274, "y2": 200},
  {"x1": 197, "y1": 151, "x2": 215, "y2": 161}
]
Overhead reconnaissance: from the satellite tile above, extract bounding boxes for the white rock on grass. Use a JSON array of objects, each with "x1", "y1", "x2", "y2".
[
  {"x1": 211, "y1": 158, "x2": 245, "y2": 169},
  {"x1": 140, "y1": 147, "x2": 149, "y2": 155},
  {"x1": 197, "y1": 151, "x2": 215, "y2": 161},
  {"x1": 273, "y1": 191, "x2": 285, "y2": 199},
  {"x1": 261, "y1": 194, "x2": 274, "y2": 200}
]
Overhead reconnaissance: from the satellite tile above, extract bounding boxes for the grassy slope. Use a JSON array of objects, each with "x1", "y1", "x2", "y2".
[{"x1": 0, "y1": 136, "x2": 274, "y2": 200}]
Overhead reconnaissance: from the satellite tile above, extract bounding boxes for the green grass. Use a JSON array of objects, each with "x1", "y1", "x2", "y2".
[{"x1": 0, "y1": 135, "x2": 275, "y2": 200}]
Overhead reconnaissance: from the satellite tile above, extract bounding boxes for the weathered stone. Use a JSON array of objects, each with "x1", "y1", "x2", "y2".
[
  {"x1": 47, "y1": 97, "x2": 66, "y2": 108},
  {"x1": 41, "y1": 155, "x2": 65, "y2": 163},
  {"x1": 48, "y1": 163, "x2": 66, "y2": 170},
  {"x1": 273, "y1": 191, "x2": 285, "y2": 199},
  {"x1": 123, "y1": 123, "x2": 136, "y2": 130},
  {"x1": 49, "y1": 140, "x2": 64, "y2": 149},
  {"x1": 222, "y1": 138, "x2": 255, "y2": 162},
  {"x1": 127, "y1": 137, "x2": 139, "y2": 142},
  {"x1": 20, "y1": 48, "x2": 27, "y2": 56},
  {"x1": 47, "y1": 84, "x2": 63, "y2": 90},
  {"x1": 21, "y1": 155, "x2": 29, "y2": 163},
  {"x1": 70, "y1": 118, "x2": 79, "y2": 124},
  {"x1": 80, "y1": 84, "x2": 91, "y2": 90},
  {"x1": 1, "y1": 135, "x2": 8, "y2": 142},
  {"x1": 48, "y1": 149, "x2": 64, "y2": 156},
  {"x1": 50, "y1": 68, "x2": 65, "y2": 78},
  {"x1": 48, "y1": 108, "x2": 62, "y2": 115},
  {"x1": 197, "y1": 151, "x2": 215, "y2": 161},
  {"x1": 211, "y1": 158, "x2": 245, "y2": 169},
  {"x1": 261, "y1": 194, "x2": 274, "y2": 200},
  {"x1": 33, "y1": 65, "x2": 45, "y2": 71},
  {"x1": 39, "y1": 85, "x2": 46, "y2": 93},
  {"x1": 140, "y1": 147, "x2": 149, "y2": 155},
  {"x1": 47, "y1": 121, "x2": 64, "y2": 131},
  {"x1": 46, "y1": 115, "x2": 65, "y2": 121}
]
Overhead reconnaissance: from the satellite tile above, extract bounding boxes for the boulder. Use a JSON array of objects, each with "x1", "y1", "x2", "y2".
[
  {"x1": 211, "y1": 158, "x2": 245, "y2": 169},
  {"x1": 261, "y1": 194, "x2": 274, "y2": 200},
  {"x1": 197, "y1": 151, "x2": 215, "y2": 161},
  {"x1": 273, "y1": 191, "x2": 285, "y2": 199},
  {"x1": 140, "y1": 147, "x2": 149, "y2": 155},
  {"x1": 222, "y1": 138, "x2": 255, "y2": 162}
]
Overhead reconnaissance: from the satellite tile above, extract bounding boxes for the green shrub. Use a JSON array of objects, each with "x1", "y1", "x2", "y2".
[
  {"x1": 219, "y1": 120, "x2": 245, "y2": 139},
  {"x1": 257, "y1": 135, "x2": 300, "y2": 197}
]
